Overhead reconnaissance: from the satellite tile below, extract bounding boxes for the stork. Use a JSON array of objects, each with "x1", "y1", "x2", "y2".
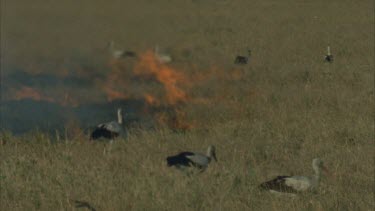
[
  {"x1": 234, "y1": 50, "x2": 251, "y2": 64},
  {"x1": 74, "y1": 200, "x2": 96, "y2": 211},
  {"x1": 154, "y1": 45, "x2": 172, "y2": 63},
  {"x1": 90, "y1": 108, "x2": 124, "y2": 141},
  {"x1": 108, "y1": 41, "x2": 137, "y2": 59},
  {"x1": 324, "y1": 46, "x2": 333, "y2": 63},
  {"x1": 259, "y1": 158, "x2": 329, "y2": 195},
  {"x1": 166, "y1": 145, "x2": 217, "y2": 171}
]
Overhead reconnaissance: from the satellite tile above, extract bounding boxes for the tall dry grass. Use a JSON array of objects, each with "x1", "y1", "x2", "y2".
[{"x1": 1, "y1": 0, "x2": 374, "y2": 210}]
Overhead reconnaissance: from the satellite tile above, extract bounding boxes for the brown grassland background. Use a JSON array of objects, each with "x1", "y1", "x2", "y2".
[{"x1": 1, "y1": 0, "x2": 374, "y2": 210}]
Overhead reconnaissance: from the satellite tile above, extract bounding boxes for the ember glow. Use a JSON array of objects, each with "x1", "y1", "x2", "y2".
[
  {"x1": 13, "y1": 86, "x2": 55, "y2": 102},
  {"x1": 10, "y1": 86, "x2": 79, "y2": 107},
  {"x1": 103, "y1": 86, "x2": 129, "y2": 102},
  {"x1": 134, "y1": 50, "x2": 189, "y2": 105},
  {"x1": 104, "y1": 50, "x2": 193, "y2": 130},
  {"x1": 6, "y1": 49, "x2": 240, "y2": 131},
  {"x1": 144, "y1": 94, "x2": 159, "y2": 106},
  {"x1": 101, "y1": 59, "x2": 132, "y2": 102}
]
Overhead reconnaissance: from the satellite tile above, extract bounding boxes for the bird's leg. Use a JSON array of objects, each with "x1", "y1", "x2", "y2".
[
  {"x1": 102, "y1": 140, "x2": 113, "y2": 156},
  {"x1": 198, "y1": 169, "x2": 205, "y2": 174},
  {"x1": 107, "y1": 140, "x2": 113, "y2": 154}
]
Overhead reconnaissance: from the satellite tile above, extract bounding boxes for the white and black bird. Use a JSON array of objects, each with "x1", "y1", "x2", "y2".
[
  {"x1": 90, "y1": 108, "x2": 124, "y2": 141},
  {"x1": 234, "y1": 50, "x2": 251, "y2": 64},
  {"x1": 259, "y1": 158, "x2": 329, "y2": 195},
  {"x1": 166, "y1": 145, "x2": 217, "y2": 171},
  {"x1": 108, "y1": 41, "x2": 137, "y2": 59},
  {"x1": 154, "y1": 45, "x2": 172, "y2": 64},
  {"x1": 324, "y1": 46, "x2": 333, "y2": 63},
  {"x1": 74, "y1": 200, "x2": 96, "y2": 211}
]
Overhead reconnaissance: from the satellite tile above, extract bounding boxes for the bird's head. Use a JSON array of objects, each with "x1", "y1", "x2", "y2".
[{"x1": 313, "y1": 158, "x2": 329, "y2": 175}]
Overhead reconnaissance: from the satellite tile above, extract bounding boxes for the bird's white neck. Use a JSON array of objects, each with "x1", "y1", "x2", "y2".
[
  {"x1": 312, "y1": 164, "x2": 322, "y2": 184},
  {"x1": 206, "y1": 146, "x2": 216, "y2": 162},
  {"x1": 206, "y1": 147, "x2": 212, "y2": 157},
  {"x1": 117, "y1": 110, "x2": 123, "y2": 124},
  {"x1": 327, "y1": 46, "x2": 331, "y2": 56}
]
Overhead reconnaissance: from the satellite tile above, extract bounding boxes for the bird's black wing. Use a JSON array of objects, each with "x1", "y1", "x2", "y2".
[
  {"x1": 259, "y1": 176, "x2": 297, "y2": 193},
  {"x1": 234, "y1": 56, "x2": 248, "y2": 64},
  {"x1": 166, "y1": 152, "x2": 195, "y2": 167},
  {"x1": 325, "y1": 55, "x2": 334, "y2": 62},
  {"x1": 74, "y1": 200, "x2": 96, "y2": 211},
  {"x1": 90, "y1": 127, "x2": 116, "y2": 140},
  {"x1": 123, "y1": 51, "x2": 137, "y2": 57}
]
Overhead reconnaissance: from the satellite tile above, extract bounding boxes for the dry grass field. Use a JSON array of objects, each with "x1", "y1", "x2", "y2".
[{"x1": 1, "y1": 0, "x2": 374, "y2": 210}]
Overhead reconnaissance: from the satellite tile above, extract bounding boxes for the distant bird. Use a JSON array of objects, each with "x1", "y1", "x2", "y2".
[
  {"x1": 90, "y1": 108, "x2": 123, "y2": 141},
  {"x1": 108, "y1": 41, "x2": 137, "y2": 59},
  {"x1": 154, "y1": 45, "x2": 172, "y2": 63},
  {"x1": 324, "y1": 46, "x2": 333, "y2": 63},
  {"x1": 259, "y1": 158, "x2": 329, "y2": 195},
  {"x1": 74, "y1": 200, "x2": 96, "y2": 211},
  {"x1": 166, "y1": 145, "x2": 217, "y2": 171},
  {"x1": 234, "y1": 50, "x2": 251, "y2": 64}
]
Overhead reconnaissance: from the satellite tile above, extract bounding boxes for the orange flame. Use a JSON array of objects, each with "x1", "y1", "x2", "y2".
[
  {"x1": 100, "y1": 59, "x2": 133, "y2": 102},
  {"x1": 5, "y1": 48, "x2": 253, "y2": 131},
  {"x1": 144, "y1": 93, "x2": 159, "y2": 106},
  {"x1": 13, "y1": 86, "x2": 55, "y2": 102},
  {"x1": 134, "y1": 50, "x2": 188, "y2": 105},
  {"x1": 99, "y1": 50, "x2": 253, "y2": 130},
  {"x1": 11, "y1": 86, "x2": 79, "y2": 107},
  {"x1": 169, "y1": 109, "x2": 194, "y2": 130},
  {"x1": 103, "y1": 86, "x2": 129, "y2": 102}
]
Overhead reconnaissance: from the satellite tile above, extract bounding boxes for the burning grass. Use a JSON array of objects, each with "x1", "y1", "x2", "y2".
[
  {"x1": 1, "y1": 50, "x2": 373, "y2": 209},
  {"x1": 134, "y1": 50, "x2": 189, "y2": 105},
  {"x1": 0, "y1": 0, "x2": 374, "y2": 210},
  {"x1": 12, "y1": 86, "x2": 55, "y2": 102},
  {"x1": 5, "y1": 49, "x2": 247, "y2": 131},
  {"x1": 103, "y1": 50, "x2": 194, "y2": 130}
]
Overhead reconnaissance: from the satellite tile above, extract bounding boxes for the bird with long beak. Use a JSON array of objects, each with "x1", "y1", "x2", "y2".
[
  {"x1": 166, "y1": 145, "x2": 217, "y2": 171},
  {"x1": 259, "y1": 158, "x2": 329, "y2": 195}
]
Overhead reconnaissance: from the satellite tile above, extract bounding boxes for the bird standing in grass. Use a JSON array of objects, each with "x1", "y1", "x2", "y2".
[
  {"x1": 166, "y1": 145, "x2": 217, "y2": 171},
  {"x1": 90, "y1": 108, "x2": 124, "y2": 141},
  {"x1": 108, "y1": 41, "x2": 137, "y2": 59},
  {"x1": 325, "y1": 46, "x2": 333, "y2": 63},
  {"x1": 154, "y1": 45, "x2": 172, "y2": 64},
  {"x1": 259, "y1": 158, "x2": 329, "y2": 195},
  {"x1": 74, "y1": 200, "x2": 96, "y2": 211},
  {"x1": 234, "y1": 50, "x2": 251, "y2": 64}
]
